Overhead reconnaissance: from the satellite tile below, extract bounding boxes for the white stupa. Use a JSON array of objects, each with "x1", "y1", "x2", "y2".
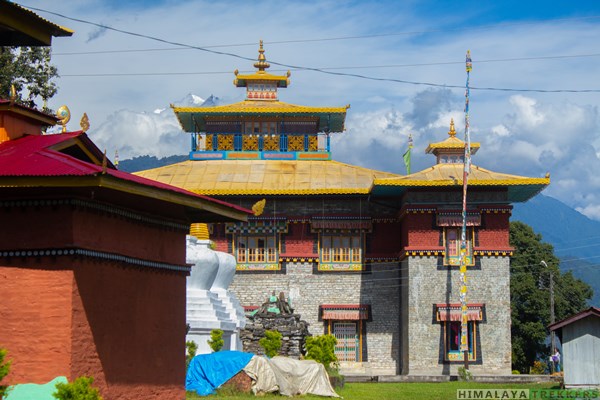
[{"x1": 186, "y1": 223, "x2": 245, "y2": 354}]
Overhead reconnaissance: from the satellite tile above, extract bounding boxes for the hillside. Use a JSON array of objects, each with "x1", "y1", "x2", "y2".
[{"x1": 513, "y1": 194, "x2": 600, "y2": 307}]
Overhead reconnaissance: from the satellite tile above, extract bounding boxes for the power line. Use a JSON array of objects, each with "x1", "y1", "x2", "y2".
[{"x1": 25, "y1": 5, "x2": 600, "y2": 94}]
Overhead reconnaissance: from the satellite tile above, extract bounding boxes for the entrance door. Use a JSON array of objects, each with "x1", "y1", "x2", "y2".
[{"x1": 331, "y1": 321, "x2": 360, "y2": 362}]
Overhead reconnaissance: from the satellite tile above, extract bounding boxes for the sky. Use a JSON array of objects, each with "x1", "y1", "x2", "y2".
[{"x1": 16, "y1": 0, "x2": 600, "y2": 220}]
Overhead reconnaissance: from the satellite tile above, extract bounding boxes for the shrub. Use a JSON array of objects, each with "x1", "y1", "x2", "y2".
[
  {"x1": 259, "y1": 330, "x2": 282, "y2": 358},
  {"x1": 530, "y1": 360, "x2": 547, "y2": 375},
  {"x1": 0, "y1": 347, "x2": 11, "y2": 398},
  {"x1": 207, "y1": 329, "x2": 224, "y2": 353},
  {"x1": 53, "y1": 376, "x2": 102, "y2": 400},
  {"x1": 457, "y1": 366, "x2": 472, "y2": 382},
  {"x1": 186, "y1": 340, "x2": 198, "y2": 368},
  {"x1": 512, "y1": 370, "x2": 521, "y2": 375},
  {"x1": 305, "y1": 334, "x2": 339, "y2": 373}
]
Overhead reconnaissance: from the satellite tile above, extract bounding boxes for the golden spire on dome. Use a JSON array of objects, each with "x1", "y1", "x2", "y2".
[
  {"x1": 448, "y1": 118, "x2": 457, "y2": 137},
  {"x1": 253, "y1": 40, "x2": 270, "y2": 71}
]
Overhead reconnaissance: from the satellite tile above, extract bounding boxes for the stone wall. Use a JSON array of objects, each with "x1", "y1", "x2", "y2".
[
  {"x1": 231, "y1": 261, "x2": 400, "y2": 374},
  {"x1": 404, "y1": 255, "x2": 511, "y2": 375}
]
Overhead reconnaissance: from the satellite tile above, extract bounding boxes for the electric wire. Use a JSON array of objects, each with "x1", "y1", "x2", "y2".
[{"x1": 24, "y1": 5, "x2": 600, "y2": 93}]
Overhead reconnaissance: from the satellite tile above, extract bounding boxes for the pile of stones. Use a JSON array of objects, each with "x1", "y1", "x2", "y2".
[{"x1": 241, "y1": 293, "x2": 310, "y2": 358}]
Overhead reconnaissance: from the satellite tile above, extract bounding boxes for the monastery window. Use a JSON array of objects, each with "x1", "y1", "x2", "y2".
[
  {"x1": 436, "y1": 304, "x2": 483, "y2": 362},
  {"x1": 444, "y1": 321, "x2": 476, "y2": 361},
  {"x1": 443, "y1": 227, "x2": 474, "y2": 266},
  {"x1": 236, "y1": 236, "x2": 277, "y2": 264},
  {"x1": 317, "y1": 234, "x2": 363, "y2": 271}
]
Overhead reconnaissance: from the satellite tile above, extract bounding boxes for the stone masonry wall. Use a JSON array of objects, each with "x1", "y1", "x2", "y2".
[
  {"x1": 405, "y1": 255, "x2": 511, "y2": 375},
  {"x1": 231, "y1": 261, "x2": 400, "y2": 374}
]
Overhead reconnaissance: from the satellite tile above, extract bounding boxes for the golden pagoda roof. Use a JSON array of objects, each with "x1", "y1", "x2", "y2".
[
  {"x1": 134, "y1": 159, "x2": 400, "y2": 196},
  {"x1": 172, "y1": 100, "x2": 349, "y2": 132},
  {"x1": 426, "y1": 119, "x2": 480, "y2": 155},
  {"x1": 373, "y1": 163, "x2": 550, "y2": 202}
]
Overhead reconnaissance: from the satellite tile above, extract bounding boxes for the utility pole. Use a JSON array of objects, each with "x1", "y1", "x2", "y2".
[{"x1": 540, "y1": 261, "x2": 556, "y2": 352}]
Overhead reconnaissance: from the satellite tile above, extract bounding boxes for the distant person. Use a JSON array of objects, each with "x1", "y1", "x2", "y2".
[{"x1": 552, "y1": 349, "x2": 561, "y2": 373}]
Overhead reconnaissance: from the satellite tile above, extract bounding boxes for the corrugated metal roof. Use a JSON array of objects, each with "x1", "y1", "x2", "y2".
[{"x1": 0, "y1": 132, "x2": 251, "y2": 215}]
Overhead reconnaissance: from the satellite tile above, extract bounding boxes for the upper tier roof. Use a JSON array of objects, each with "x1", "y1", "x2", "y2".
[
  {"x1": 134, "y1": 159, "x2": 400, "y2": 196},
  {"x1": 172, "y1": 100, "x2": 349, "y2": 133}
]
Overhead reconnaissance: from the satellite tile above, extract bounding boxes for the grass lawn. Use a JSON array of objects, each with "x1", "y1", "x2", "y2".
[{"x1": 187, "y1": 381, "x2": 559, "y2": 400}]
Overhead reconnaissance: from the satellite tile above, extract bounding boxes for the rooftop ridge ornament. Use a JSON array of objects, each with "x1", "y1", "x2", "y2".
[
  {"x1": 253, "y1": 40, "x2": 270, "y2": 71},
  {"x1": 80, "y1": 113, "x2": 90, "y2": 132},
  {"x1": 56, "y1": 105, "x2": 71, "y2": 133},
  {"x1": 448, "y1": 118, "x2": 456, "y2": 137}
]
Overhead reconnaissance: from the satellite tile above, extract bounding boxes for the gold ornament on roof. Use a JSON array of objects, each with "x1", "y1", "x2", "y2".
[
  {"x1": 254, "y1": 40, "x2": 270, "y2": 71},
  {"x1": 190, "y1": 223, "x2": 210, "y2": 240},
  {"x1": 56, "y1": 105, "x2": 71, "y2": 133},
  {"x1": 80, "y1": 113, "x2": 90, "y2": 132},
  {"x1": 448, "y1": 118, "x2": 456, "y2": 137},
  {"x1": 9, "y1": 85, "x2": 17, "y2": 102},
  {"x1": 252, "y1": 198, "x2": 266, "y2": 216}
]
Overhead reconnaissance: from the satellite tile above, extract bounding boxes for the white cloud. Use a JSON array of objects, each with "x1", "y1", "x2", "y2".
[{"x1": 19, "y1": 0, "x2": 600, "y2": 220}]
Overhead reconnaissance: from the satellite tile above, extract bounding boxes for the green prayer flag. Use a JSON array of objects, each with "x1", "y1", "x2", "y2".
[{"x1": 403, "y1": 148, "x2": 411, "y2": 175}]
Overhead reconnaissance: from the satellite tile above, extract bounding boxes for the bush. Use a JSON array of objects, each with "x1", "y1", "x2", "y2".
[
  {"x1": 305, "y1": 334, "x2": 339, "y2": 373},
  {"x1": 512, "y1": 370, "x2": 521, "y2": 375},
  {"x1": 207, "y1": 329, "x2": 224, "y2": 353},
  {"x1": 0, "y1": 347, "x2": 11, "y2": 398},
  {"x1": 186, "y1": 340, "x2": 198, "y2": 368},
  {"x1": 259, "y1": 330, "x2": 282, "y2": 358},
  {"x1": 53, "y1": 376, "x2": 102, "y2": 400},
  {"x1": 530, "y1": 360, "x2": 547, "y2": 375},
  {"x1": 457, "y1": 366, "x2": 472, "y2": 382}
]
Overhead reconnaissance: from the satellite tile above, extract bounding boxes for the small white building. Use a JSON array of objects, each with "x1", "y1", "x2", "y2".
[{"x1": 549, "y1": 307, "x2": 600, "y2": 389}]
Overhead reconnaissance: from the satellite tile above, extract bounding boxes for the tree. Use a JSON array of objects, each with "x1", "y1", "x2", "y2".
[
  {"x1": 510, "y1": 221, "x2": 593, "y2": 373},
  {"x1": 0, "y1": 46, "x2": 59, "y2": 110}
]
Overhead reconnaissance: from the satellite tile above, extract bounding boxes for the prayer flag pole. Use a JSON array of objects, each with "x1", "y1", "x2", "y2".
[{"x1": 460, "y1": 50, "x2": 473, "y2": 370}]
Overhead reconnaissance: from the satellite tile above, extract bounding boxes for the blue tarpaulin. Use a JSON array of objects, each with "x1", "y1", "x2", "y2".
[{"x1": 186, "y1": 351, "x2": 254, "y2": 396}]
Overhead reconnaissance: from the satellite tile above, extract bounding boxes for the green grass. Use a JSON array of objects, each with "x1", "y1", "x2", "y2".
[{"x1": 187, "y1": 381, "x2": 559, "y2": 400}]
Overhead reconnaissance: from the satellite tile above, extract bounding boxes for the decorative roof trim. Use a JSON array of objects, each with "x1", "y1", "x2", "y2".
[
  {"x1": 172, "y1": 102, "x2": 349, "y2": 115},
  {"x1": 0, "y1": 247, "x2": 191, "y2": 272},
  {"x1": 374, "y1": 177, "x2": 551, "y2": 187},
  {"x1": 190, "y1": 188, "x2": 372, "y2": 196}
]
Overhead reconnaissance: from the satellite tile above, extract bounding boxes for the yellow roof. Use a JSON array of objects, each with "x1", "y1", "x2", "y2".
[
  {"x1": 134, "y1": 160, "x2": 400, "y2": 195},
  {"x1": 375, "y1": 163, "x2": 549, "y2": 187},
  {"x1": 172, "y1": 100, "x2": 349, "y2": 115},
  {"x1": 373, "y1": 163, "x2": 550, "y2": 202},
  {"x1": 425, "y1": 119, "x2": 480, "y2": 154}
]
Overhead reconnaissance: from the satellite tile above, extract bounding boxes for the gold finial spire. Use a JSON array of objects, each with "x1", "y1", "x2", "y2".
[
  {"x1": 9, "y1": 85, "x2": 17, "y2": 102},
  {"x1": 114, "y1": 150, "x2": 119, "y2": 169},
  {"x1": 253, "y1": 40, "x2": 270, "y2": 71},
  {"x1": 80, "y1": 113, "x2": 90, "y2": 132},
  {"x1": 448, "y1": 118, "x2": 456, "y2": 137},
  {"x1": 190, "y1": 223, "x2": 210, "y2": 240}
]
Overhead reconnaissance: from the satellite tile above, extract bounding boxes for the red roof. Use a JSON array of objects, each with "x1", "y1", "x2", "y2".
[
  {"x1": 549, "y1": 307, "x2": 600, "y2": 332},
  {"x1": 0, "y1": 131, "x2": 251, "y2": 215}
]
